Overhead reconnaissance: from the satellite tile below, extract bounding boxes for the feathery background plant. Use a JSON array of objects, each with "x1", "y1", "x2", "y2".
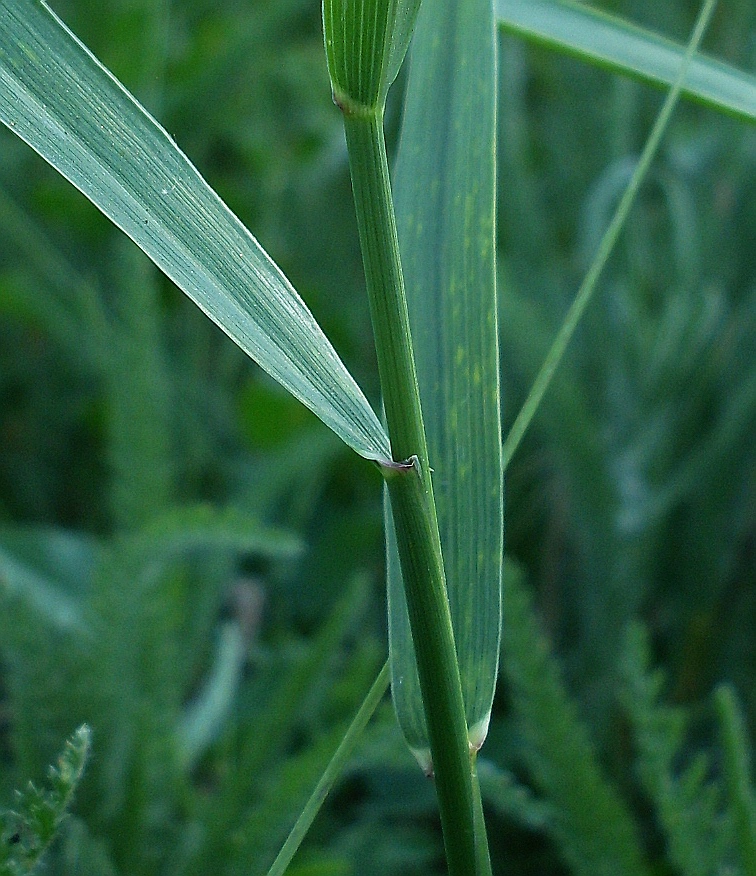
[{"x1": 0, "y1": 0, "x2": 754, "y2": 873}]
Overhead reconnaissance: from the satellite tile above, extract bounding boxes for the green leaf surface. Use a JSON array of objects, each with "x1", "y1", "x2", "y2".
[
  {"x1": 383, "y1": 0, "x2": 424, "y2": 100},
  {"x1": 389, "y1": 0, "x2": 503, "y2": 757},
  {"x1": 0, "y1": 0, "x2": 390, "y2": 463},
  {"x1": 497, "y1": 0, "x2": 756, "y2": 124}
]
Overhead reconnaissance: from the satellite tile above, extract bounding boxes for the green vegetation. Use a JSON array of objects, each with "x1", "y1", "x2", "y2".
[
  {"x1": 0, "y1": 726, "x2": 90, "y2": 876},
  {"x1": 0, "y1": 0, "x2": 754, "y2": 873}
]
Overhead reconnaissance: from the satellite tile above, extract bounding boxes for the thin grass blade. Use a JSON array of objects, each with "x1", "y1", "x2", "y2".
[
  {"x1": 502, "y1": 0, "x2": 719, "y2": 468},
  {"x1": 0, "y1": 0, "x2": 390, "y2": 463},
  {"x1": 266, "y1": 662, "x2": 390, "y2": 876},
  {"x1": 389, "y1": 0, "x2": 502, "y2": 758},
  {"x1": 497, "y1": 0, "x2": 756, "y2": 124}
]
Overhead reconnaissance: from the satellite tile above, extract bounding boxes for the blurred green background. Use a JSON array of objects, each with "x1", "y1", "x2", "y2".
[{"x1": 0, "y1": 0, "x2": 754, "y2": 873}]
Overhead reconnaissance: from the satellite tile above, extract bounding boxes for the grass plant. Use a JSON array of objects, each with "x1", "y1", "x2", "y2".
[{"x1": 0, "y1": 0, "x2": 754, "y2": 873}]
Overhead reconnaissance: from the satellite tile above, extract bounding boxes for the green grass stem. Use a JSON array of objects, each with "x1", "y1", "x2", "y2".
[
  {"x1": 342, "y1": 109, "x2": 480, "y2": 876},
  {"x1": 342, "y1": 112, "x2": 428, "y2": 467}
]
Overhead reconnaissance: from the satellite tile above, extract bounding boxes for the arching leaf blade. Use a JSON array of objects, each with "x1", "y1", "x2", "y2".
[
  {"x1": 497, "y1": 0, "x2": 756, "y2": 124},
  {"x1": 0, "y1": 0, "x2": 390, "y2": 463}
]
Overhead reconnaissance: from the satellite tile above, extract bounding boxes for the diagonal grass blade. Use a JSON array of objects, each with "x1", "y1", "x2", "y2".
[
  {"x1": 0, "y1": 0, "x2": 390, "y2": 463},
  {"x1": 497, "y1": 0, "x2": 756, "y2": 124}
]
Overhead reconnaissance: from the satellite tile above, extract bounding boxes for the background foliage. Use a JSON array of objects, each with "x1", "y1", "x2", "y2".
[{"x1": 0, "y1": 0, "x2": 754, "y2": 873}]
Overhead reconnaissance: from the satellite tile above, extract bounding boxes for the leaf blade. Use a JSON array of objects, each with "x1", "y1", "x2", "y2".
[
  {"x1": 389, "y1": 0, "x2": 503, "y2": 755},
  {"x1": 497, "y1": 0, "x2": 756, "y2": 124},
  {"x1": 0, "y1": 0, "x2": 391, "y2": 463}
]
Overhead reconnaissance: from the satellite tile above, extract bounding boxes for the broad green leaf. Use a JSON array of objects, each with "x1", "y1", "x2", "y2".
[
  {"x1": 0, "y1": 0, "x2": 391, "y2": 464},
  {"x1": 323, "y1": 0, "x2": 422, "y2": 112},
  {"x1": 389, "y1": 0, "x2": 503, "y2": 760},
  {"x1": 498, "y1": 0, "x2": 756, "y2": 124}
]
